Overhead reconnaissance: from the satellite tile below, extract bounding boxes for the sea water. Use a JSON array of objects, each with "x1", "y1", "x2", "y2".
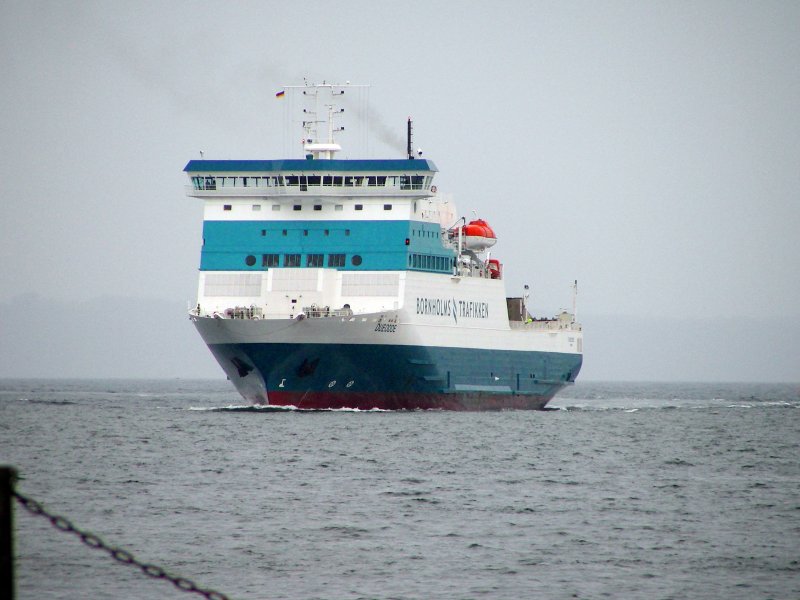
[{"x1": 1, "y1": 379, "x2": 798, "y2": 600}]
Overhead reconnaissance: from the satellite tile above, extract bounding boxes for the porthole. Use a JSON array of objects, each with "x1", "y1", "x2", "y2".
[
  {"x1": 245, "y1": 255, "x2": 256, "y2": 266},
  {"x1": 351, "y1": 255, "x2": 362, "y2": 266}
]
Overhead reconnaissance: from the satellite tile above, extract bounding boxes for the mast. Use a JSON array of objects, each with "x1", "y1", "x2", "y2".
[
  {"x1": 572, "y1": 280, "x2": 578, "y2": 321},
  {"x1": 281, "y1": 81, "x2": 370, "y2": 159}
]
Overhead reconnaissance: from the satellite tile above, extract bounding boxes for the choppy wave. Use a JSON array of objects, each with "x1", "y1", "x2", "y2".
[
  {"x1": 188, "y1": 404, "x2": 389, "y2": 413},
  {"x1": 553, "y1": 400, "x2": 800, "y2": 412},
  {"x1": 23, "y1": 398, "x2": 78, "y2": 406},
  {"x1": 3, "y1": 378, "x2": 799, "y2": 599}
]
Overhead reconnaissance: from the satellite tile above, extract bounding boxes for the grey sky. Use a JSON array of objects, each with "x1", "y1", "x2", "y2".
[{"x1": 1, "y1": 1, "x2": 798, "y2": 380}]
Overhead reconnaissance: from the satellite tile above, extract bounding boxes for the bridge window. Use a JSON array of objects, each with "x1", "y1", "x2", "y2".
[{"x1": 399, "y1": 175, "x2": 425, "y2": 190}]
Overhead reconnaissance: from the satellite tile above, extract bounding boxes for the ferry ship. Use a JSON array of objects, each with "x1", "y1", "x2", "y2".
[{"x1": 185, "y1": 83, "x2": 582, "y2": 410}]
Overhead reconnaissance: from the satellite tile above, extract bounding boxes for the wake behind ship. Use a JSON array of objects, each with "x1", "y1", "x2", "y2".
[{"x1": 184, "y1": 83, "x2": 582, "y2": 410}]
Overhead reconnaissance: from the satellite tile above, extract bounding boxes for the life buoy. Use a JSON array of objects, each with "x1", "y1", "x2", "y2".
[{"x1": 431, "y1": 185, "x2": 437, "y2": 193}]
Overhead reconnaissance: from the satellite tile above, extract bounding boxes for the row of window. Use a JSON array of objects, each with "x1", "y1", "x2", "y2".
[
  {"x1": 259, "y1": 228, "x2": 350, "y2": 237},
  {"x1": 409, "y1": 254, "x2": 454, "y2": 272},
  {"x1": 241, "y1": 252, "x2": 451, "y2": 271},
  {"x1": 193, "y1": 174, "x2": 430, "y2": 191},
  {"x1": 245, "y1": 253, "x2": 356, "y2": 268},
  {"x1": 222, "y1": 203, "x2": 392, "y2": 212}
]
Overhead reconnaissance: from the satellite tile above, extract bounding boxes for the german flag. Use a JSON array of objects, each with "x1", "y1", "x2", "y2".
[{"x1": 275, "y1": 90, "x2": 285, "y2": 98}]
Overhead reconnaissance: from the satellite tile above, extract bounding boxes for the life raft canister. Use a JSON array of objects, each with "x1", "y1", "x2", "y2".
[{"x1": 487, "y1": 258, "x2": 502, "y2": 279}]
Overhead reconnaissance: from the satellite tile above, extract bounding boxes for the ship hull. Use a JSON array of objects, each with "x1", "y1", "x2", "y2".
[
  {"x1": 264, "y1": 390, "x2": 553, "y2": 411},
  {"x1": 195, "y1": 316, "x2": 582, "y2": 410}
]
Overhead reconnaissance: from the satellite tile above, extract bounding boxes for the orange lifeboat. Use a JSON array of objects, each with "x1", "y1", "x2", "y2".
[{"x1": 458, "y1": 218, "x2": 497, "y2": 251}]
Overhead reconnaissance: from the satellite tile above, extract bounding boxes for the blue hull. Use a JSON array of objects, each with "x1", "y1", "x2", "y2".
[{"x1": 205, "y1": 341, "x2": 583, "y2": 410}]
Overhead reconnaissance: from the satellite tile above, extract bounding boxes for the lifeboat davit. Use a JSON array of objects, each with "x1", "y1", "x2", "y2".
[{"x1": 459, "y1": 218, "x2": 497, "y2": 251}]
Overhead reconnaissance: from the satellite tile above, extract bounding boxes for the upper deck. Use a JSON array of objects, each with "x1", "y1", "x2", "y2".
[
  {"x1": 184, "y1": 158, "x2": 438, "y2": 173},
  {"x1": 184, "y1": 159, "x2": 439, "y2": 198}
]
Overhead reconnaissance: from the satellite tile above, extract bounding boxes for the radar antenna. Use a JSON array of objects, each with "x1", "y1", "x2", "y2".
[{"x1": 281, "y1": 81, "x2": 369, "y2": 159}]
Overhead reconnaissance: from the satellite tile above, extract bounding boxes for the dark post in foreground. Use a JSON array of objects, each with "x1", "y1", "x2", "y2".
[{"x1": 1, "y1": 466, "x2": 16, "y2": 600}]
